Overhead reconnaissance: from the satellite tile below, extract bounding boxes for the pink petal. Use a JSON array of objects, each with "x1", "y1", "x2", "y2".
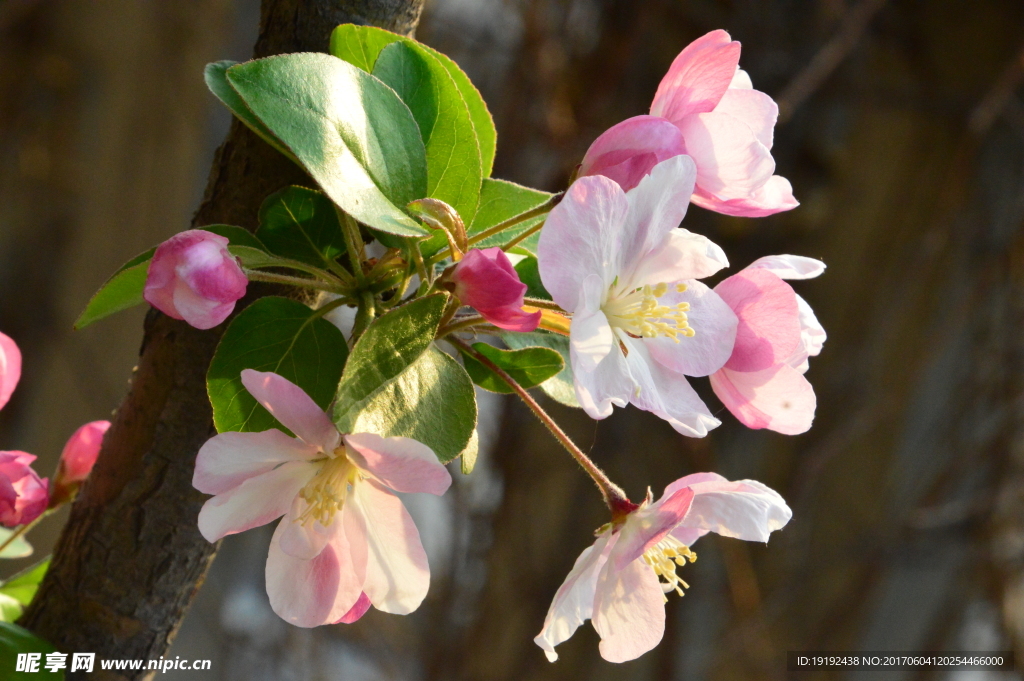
[
  {"x1": 56, "y1": 420, "x2": 110, "y2": 484},
  {"x1": 691, "y1": 175, "x2": 798, "y2": 217},
  {"x1": 622, "y1": 340, "x2": 720, "y2": 437},
  {"x1": 266, "y1": 518, "x2": 363, "y2": 627},
  {"x1": 534, "y1": 532, "x2": 614, "y2": 662},
  {"x1": 715, "y1": 268, "x2": 801, "y2": 373},
  {"x1": 477, "y1": 306, "x2": 542, "y2": 332},
  {"x1": 710, "y1": 363, "x2": 816, "y2": 434},
  {"x1": 452, "y1": 248, "x2": 527, "y2": 311},
  {"x1": 713, "y1": 88, "x2": 778, "y2": 150},
  {"x1": 621, "y1": 155, "x2": 697, "y2": 280},
  {"x1": 538, "y1": 175, "x2": 628, "y2": 312},
  {"x1": 0, "y1": 451, "x2": 48, "y2": 527},
  {"x1": 345, "y1": 479, "x2": 430, "y2": 615},
  {"x1": 197, "y1": 460, "x2": 311, "y2": 542},
  {"x1": 643, "y1": 279, "x2": 738, "y2": 378},
  {"x1": 677, "y1": 111, "x2": 775, "y2": 201},
  {"x1": 336, "y1": 592, "x2": 372, "y2": 624},
  {"x1": 171, "y1": 281, "x2": 235, "y2": 330},
  {"x1": 663, "y1": 472, "x2": 728, "y2": 497},
  {"x1": 241, "y1": 370, "x2": 340, "y2": 451},
  {"x1": 579, "y1": 116, "x2": 687, "y2": 191},
  {"x1": 788, "y1": 294, "x2": 826, "y2": 371},
  {"x1": 0, "y1": 333, "x2": 20, "y2": 411},
  {"x1": 748, "y1": 255, "x2": 826, "y2": 280},
  {"x1": 193, "y1": 429, "x2": 319, "y2": 495},
  {"x1": 670, "y1": 476, "x2": 792, "y2": 542},
  {"x1": 278, "y1": 496, "x2": 332, "y2": 559},
  {"x1": 651, "y1": 30, "x2": 741, "y2": 122},
  {"x1": 611, "y1": 487, "x2": 694, "y2": 569},
  {"x1": 343, "y1": 433, "x2": 451, "y2": 496},
  {"x1": 592, "y1": 554, "x2": 666, "y2": 663}
]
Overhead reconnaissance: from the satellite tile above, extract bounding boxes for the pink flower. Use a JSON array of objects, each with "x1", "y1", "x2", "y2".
[
  {"x1": 144, "y1": 229, "x2": 248, "y2": 330},
  {"x1": 0, "y1": 331, "x2": 21, "y2": 411},
  {"x1": 193, "y1": 369, "x2": 452, "y2": 627},
  {"x1": 709, "y1": 255, "x2": 826, "y2": 434},
  {"x1": 535, "y1": 472, "x2": 791, "y2": 663},
  {"x1": 538, "y1": 155, "x2": 738, "y2": 437},
  {"x1": 49, "y1": 420, "x2": 112, "y2": 505},
  {"x1": 0, "y1": 452, "x2": 49, "y2": 528},
  {"x1": 450, "y1": 248, "x2": 542, "y2": 332},
  {"x1": 579, "y1": 30, "x2": 797, "y2": 217}
]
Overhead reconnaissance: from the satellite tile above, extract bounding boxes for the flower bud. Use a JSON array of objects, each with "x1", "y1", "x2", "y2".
[
  {"x1": 450, "y1": 248, "x2": 541, "y2": 332},
  {"x1": 56, "y1": 420, "x2": 110, "y2": 487},
  {"x1": 0, "y1": 331, "x2": 21, "y2": 412},
  {"x1": 0, "y1": 452, "x2": 48, "y2": 528},
  {"x1": 144, "y1": 230, "x2": 248, "y2": 330}
]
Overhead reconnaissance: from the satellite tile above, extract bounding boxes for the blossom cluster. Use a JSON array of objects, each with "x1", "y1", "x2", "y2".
[{"x1": 83, "y1": 26, "x2": 827, "y2": 665}]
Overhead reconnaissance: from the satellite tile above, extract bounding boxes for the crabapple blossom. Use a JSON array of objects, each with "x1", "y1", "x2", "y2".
[
  {"x1": 450, "y1": 247, "x2": 541, "y2": 332},
  {"x1": 709, "y1": 255, "x2": 825, "y2": 434},
  {"x1": 535, "y1": 472, "x2": 791, "y2": 663},
  {"x1": 193, "y1": 369, "x2": 452, "y2": 627},
  {"x1": 580, "y1": 30, "x2": 797, "y2": 217},
  {"x1": 144, "y1": 229, "x2": 248, "y2": 330},
  {"x1": 49, "y1": 420, "x2": 112, "y2": 505},
  {"x1": 0, "y1": 331, "x2": 21, "y2": 411},
  {"x1": 538, "y1": 154, "x2": 738, "y2": 436},
  {"x1": 0, "y1": 452, "x2": 48, "y2": 528}
]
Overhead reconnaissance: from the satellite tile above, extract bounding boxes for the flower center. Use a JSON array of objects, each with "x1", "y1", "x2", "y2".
[
  {"x1": 603, "y1": 282, "x2": 694, "y2": 341},
  {"x1": 296, "y1": 449, "x2": 360, "y2": 527},
  {"x1": 642, "y1": 535, "x2": 697, "y2": 599}
]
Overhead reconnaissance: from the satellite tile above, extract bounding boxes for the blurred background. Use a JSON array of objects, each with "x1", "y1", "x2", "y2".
[{"x1": 2, "y1": 0, "x2": 1024, "y2": 679}]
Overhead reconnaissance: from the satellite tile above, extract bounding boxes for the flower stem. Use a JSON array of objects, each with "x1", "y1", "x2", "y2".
[
  {"x1": 243, "y1": 269, "x2": 348, "y2": 294},
  {"x1": 338, "y1": 210, "x2": 367, "y2": 283},
  {"x1": 437, "y1": 314, "x2": 487, "y2": 338},
  {"x1": 522, "y1": 297, "x2": 564, "y2": 311},
  {"x1": 0, "y1": 510, "x2": 50, "y2": 556},
  {"x1": 500, "y1": 218, "x2": 547, "y2": 253},
  {"x1": 448, "y1": 336, "x2": 636, "y2": 515},
  {"x1": 350, "y1": 290, "x2": 377, "y2": 344}
]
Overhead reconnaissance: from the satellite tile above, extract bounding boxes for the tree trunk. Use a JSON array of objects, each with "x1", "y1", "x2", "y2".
[{"x1": 19, "y1": 1, "x2": 423, "y2": 678}]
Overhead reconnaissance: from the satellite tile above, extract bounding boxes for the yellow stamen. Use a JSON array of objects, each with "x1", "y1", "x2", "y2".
[
  {"x1": 641, "y1": 535, "x2": 697, "y2": 601},
  {"x1": 296, "y1": 449, "x2": 361, "y2": 527},
  {"x1": 603, "y1": 282, "x2": 694, "y2": 342}
]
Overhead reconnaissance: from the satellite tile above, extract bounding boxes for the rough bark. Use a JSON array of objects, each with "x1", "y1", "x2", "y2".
[{"x1": 19, "y1": 1, "x2": 423, "y2": 678}]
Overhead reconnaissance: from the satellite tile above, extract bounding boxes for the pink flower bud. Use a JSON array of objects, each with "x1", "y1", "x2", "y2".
[
  {"x1": 0, "y1": 451, "x2": 48, "y2": 528},
  {"x1": 0, "y1": 331, "x2": 21, "y2": 412},
  {"x1": 144, "y1": 230, "x2": 248, "y2": 330},
  {"x1": 450, "y1": 248, "x2": 541, "y2": 332},
  {"x1": 57, "y1": 420, "x2": 111, "y2": 485}
]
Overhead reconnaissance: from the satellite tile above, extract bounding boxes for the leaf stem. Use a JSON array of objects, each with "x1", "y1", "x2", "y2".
[
  {"x1": 522, "y1": 297, "x2": 564, "y2": 311},
  {"x1": 338, "y1": 210, "x2": 367, "y2": 283},
  {"x1": 350, "y1": 290, "x2": 377, "y2": 344},
  {"x1": 448, "y1": 336, "x2": 636, "y2": 516},
  {"x1": 501, "y1": 218, "x2": 547, "y2": 253},
  {"x1": 437, "y1": 314, "x2": 487, "y2": 338}
]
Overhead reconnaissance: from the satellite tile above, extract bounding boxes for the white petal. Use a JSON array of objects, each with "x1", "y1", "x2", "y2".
[
  {"x1": 677, "y1": 478, "x2": 792, "y2": 543},
  {"x1": 621, "y1": 155, "x2": 697, "y2": 282},
  {"x1": 570, "y1": 276, "x2": 615, "y2": 373},
  {"x1": 623, "y1": 340, "x2": 720, "y2": 437},
  {"x1": 572, "y1": 331, "x2": 633, "y2": 420},
  {"x1": 628, "y1": 229, "x2": 729, "y2": 287},
  {"x1": 197, "y1": 460, "x2": 312, "y2": 542},
  {"x1": 277, "y1": 496, "x2": 332, "y2": 559},
  {"x1": 534, "y1": 532, "x2": 613, "y2": 662},
  {"x1": 592, "y1": 555, "x2": 666, "y2": 663},
  {"x1": 538, "y1": 175, "x2": 628, "y2": 312},
  {"x1": 193, "y1": 429, "x2": 318, "y2": 495},
  {"x1": 749, "y1": 255, "x2": 826, "y2": 280},
  {"x1": 345, "y1": 479, "x2": 430, "y2": 615},
  {"x1": 645, "y1": 280, "x2": 738, "y2": 377},
  {"x1": 241, "y1": 370, "x2": 340, "y2": 452},
  {"x1": 344, "y1": 433, "x2": 451, "y2": 496},
  {"x1": 730, "y1": 68, "x2": 753, "y2": 89}
]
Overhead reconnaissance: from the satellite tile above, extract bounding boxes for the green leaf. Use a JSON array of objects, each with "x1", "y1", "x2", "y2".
[
  {"x1": 340, "y1": 347, "x2": 477, "y2": 464},
  {"x1": 502, "y1": 332, "x2": 579, "y2": 407},
  {"x1": 73, "y1": 256, "x2": 150, "y2": 330},
  {"x1": 205, "y1": 61, "x2": 298, "y2": 164},
  {"x1": 460, "y1": 342, "x2": 563, "y2": 394},
  {"x1": 208, "y1": 297, "x2": 349, "y2": 434},
  {"x1": 374, "y1": 42, "x2": 482, "y2": 256},
  {"x1": 257, "y1": 186, "x2": 347, "y2": 269},
  {"x1": 226, "y1": 54, "x2": 429, "y2": 238},
  {"x1": 0, "y1": 529, "x2": 31, "y2": 560},
  {"x1": 460, "y1": 429, "x2": 479, "y2": 475},
  {"x1": 329, "y1": 24, "x2": 497, "y2": 178},
  {"x1": 334, "y1": 294, "x2": 448, "y2": 415},
  {"x1": 513, "y1": 256, "x2": 551, "y2": 300},
  {"x1": 329, "y1": 24, "x2": 401, "y2": 72},
  {"x1": 469, "y1": 179, "x2": 553, "y2": 255},
  {"x1": 0, "y1": 622, "x2": 59, "y2": 679},
  {"x1": 0, "y1": 559, "x2": 49, "y2": 622}
]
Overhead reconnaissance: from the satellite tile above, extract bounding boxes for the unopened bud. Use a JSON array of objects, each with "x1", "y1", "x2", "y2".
[{"x1": 407, "y1": 199, "x2": 467, "y2": 259}]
